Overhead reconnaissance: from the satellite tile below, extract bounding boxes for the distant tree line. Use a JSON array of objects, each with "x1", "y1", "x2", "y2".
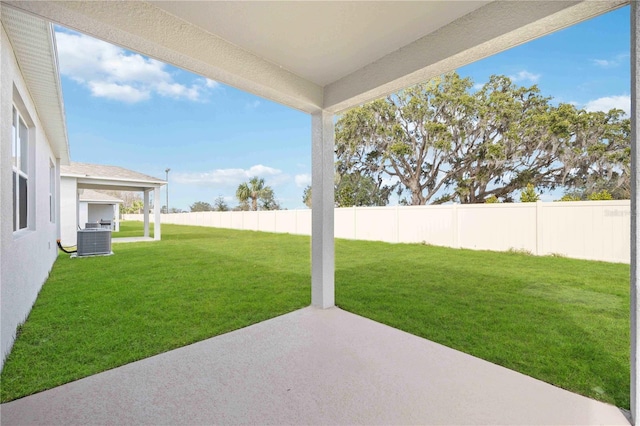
[
  {"x1": 187, "y1": 177, "x2": 281, "y2": 212},
  {"x1": 189, "y1": 197, "x2": 230, "y2": 212}
]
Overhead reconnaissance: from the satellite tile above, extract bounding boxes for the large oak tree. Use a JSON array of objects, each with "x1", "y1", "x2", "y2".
[{"x1": 335, "y1": 72, "x2": 630, "y2": 204}]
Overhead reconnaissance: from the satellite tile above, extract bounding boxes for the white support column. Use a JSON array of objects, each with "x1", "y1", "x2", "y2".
[
  {"x1": 76, "y1": 188, "x2": 80, "y2": 232},
  {"x1": 311, "y1": 110, "x2": 335, "y2": 308},
  {"x1": 154, "y1": 187, "x2": 161, "y2": 240},
  {"x1": 143, "y1": 190, "x2": 150, "y2": 238},
  {"x1": 631, "y1": 1, "x2": 639, "y2": 423},
  {"x1": 113, "y1": 204, "x2": 120, "y2": 232}
]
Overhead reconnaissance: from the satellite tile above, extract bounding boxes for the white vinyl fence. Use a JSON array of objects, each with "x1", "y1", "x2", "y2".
[{"x1": 124, "y1": 200, "x2": 631, "y2": 263}]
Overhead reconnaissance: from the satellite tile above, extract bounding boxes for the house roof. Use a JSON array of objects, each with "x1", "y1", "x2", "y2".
[
  {"x1": 1, "y1": 4, "x2": 70, "y2": 164},
  {"x1": 78, "y1": 189, "x2": 123, "y2": 204},
  {"x1": 61, "y1": 162, "x2": 166, "y2": 192},
  {"x1": 3, "y1": 1, "x2": 627, "y2": 114},
  {"x1": 61, "y1": 162, "x2": 165, "y2": 184}
]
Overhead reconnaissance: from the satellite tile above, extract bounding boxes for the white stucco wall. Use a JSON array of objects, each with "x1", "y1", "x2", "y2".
[
  {"x1": 0, "y1": 25, "x2": 61, "y2": 368},
  {"x1": 87, "y1": 203, "x2": 116, "y2": 224},
  {"x1": 60, "y1": 176, "x2": 78, "y2": 246},
  {"x1": 78, "y1": 201, "x2": 88, "y2": 229}
]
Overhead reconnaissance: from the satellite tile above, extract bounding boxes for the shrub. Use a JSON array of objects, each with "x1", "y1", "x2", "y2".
[
  {"x1": 520, "y1": 183, "x2": 540, "y2": 203},
  {"x1": 588, "y1": 190, "x2": 613, "y2": 201},
  {"x1": 559, "y1": 194, "x2": 581, "y2": 202}
]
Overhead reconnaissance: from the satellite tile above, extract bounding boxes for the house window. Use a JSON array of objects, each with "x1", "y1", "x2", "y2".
[
  {"x1": 12, "y1": 106, "x2": 29, "y2": 231},
  {"x1": 49, "y1": 160, "x2": 55, "y2": 223}
]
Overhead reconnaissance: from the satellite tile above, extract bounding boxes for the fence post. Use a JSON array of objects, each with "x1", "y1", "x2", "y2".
[
  {"x1": 536, "y1": 201, "x2": 543, "y2": 255},
  {"x1": 353, "y1": 206, "x2": 357, "y2": 239},
  {"x1": 452, "y1": 204, "x2": 459, "y2": 248},
  {"x1": 396, "y1": 204, "x2": 400, "y2": 243}
]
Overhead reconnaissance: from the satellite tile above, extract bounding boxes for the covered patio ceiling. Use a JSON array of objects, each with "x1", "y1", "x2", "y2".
[{"x1": 4, "y1": 1, "x2": 627, "y2": 113}]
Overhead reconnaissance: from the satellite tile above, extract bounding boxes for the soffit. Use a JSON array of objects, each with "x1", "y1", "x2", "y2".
[
  {"x1": 79, "y1": 189, "x2": 123, "y2": 203},
  {"x1": 150, "y1": 1, "x2": 489, "y2": 87},
  {"x1": 1, "y1": 5, "x2": 70, "y2": 164}
]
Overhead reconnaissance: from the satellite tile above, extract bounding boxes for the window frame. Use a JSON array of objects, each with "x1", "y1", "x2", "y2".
[{"x1": 12, "y1": 105, "x2": 30, "y2": 233}]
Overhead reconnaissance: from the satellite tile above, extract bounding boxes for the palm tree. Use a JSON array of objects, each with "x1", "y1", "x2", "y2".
[{"x1": 236, "y1": 177, "x2": 272, "y2": 211}]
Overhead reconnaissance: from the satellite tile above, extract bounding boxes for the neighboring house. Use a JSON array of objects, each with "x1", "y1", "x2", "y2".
[
  {"x1": 78, "y1": 189, "x2": 123, "y2": 232},
  {"x1": 0, "y1": 8, "x2": 70, "y2": 367},
  {"x1": 60, "y1": 162, "x2": 166, "y2": 246}
]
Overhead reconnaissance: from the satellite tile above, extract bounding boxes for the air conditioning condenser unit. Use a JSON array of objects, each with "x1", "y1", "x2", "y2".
[{"x1": 77, "y1": 228, "x2": 112, "y2": 256}]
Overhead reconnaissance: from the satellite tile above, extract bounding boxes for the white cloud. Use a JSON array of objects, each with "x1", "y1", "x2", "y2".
[
  {"x1": 295, "y1": 173, "x2": 311, "y2": 188},
  {"x1": 592, "y1": 53, "x2": 628, "y2": 68},
  {"x1": 55, "y1": 30, "x2": 215, "y2": 103},
  {"x1": 584, "y1": 95, "x2": 630, "y2": 116},
  {"x1": 174, "y1": 165, "x2": 288, "y2": 187},
  {"x1": 156, "y1": 82, "x2": 201, "y2": 101},
  {"x1": 248, "y1": 164, "x2": 283, "y2": 177},
  {"x1": 509, "y1": 70, "x2": 541, "y2": 83},
  {"x1": 593, "y1": 59, "x2": 613, "y2": 67},
  {"x1": 87, "y1": 82, "x2": 150, "y2": 103},
  {"x1": 204, "y1": 78, "x2": 219, "y2": 89}
]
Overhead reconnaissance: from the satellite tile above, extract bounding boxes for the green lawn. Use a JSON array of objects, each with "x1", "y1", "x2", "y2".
[
  {"x1": 114, "y1": 220, "x2": 154, "y2": 238},
  {"x1": 0, "y1": 222, "x2": 630, "y2": 409}
]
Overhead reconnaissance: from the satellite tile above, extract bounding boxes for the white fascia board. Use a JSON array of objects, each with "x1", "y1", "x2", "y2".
[
  {"x1": 79, "y1": 184, "x2": 157, "y2": 192},
  {"x1": 83, "y1": 200, "x2": 122, "y2": 205},
  {"x1": 62, "y1": 173, "x2": 166, "y2": 186},
  {"x1": 5, "y1": 1, "x2": 324, "y2": 114},
  {"x1": 324, "y1": 0, "x2": 628, "y2": 113},
  {"x1": 47, "y1": 22, "x2": 70, "y2": 164},
  {"x1": 74, "y1": 177, "x2": 166, "y2": 187}
]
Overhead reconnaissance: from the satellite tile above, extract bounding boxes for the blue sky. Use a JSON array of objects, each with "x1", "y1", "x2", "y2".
[{"x1": 55, "y1": 5, "x2": 630, "y2": 209}]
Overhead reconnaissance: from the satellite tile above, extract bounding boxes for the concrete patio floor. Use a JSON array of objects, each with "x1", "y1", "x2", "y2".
[{"x1": 0, "y1": 307, "x2": 631, "y2": 425}]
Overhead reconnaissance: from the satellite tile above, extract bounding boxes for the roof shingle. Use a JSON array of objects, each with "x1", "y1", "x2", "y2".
[{"x1": 61, "y1": 162, "x2": 165, "y2": 183}]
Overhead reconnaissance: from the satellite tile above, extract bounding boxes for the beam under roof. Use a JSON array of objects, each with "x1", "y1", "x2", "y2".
[
  {"x1": 324, "y1": 0, "x2": 628, "y2": 112},
  {"x1": 3, "y1": 1, "x2": 629, "y2": 114}
]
